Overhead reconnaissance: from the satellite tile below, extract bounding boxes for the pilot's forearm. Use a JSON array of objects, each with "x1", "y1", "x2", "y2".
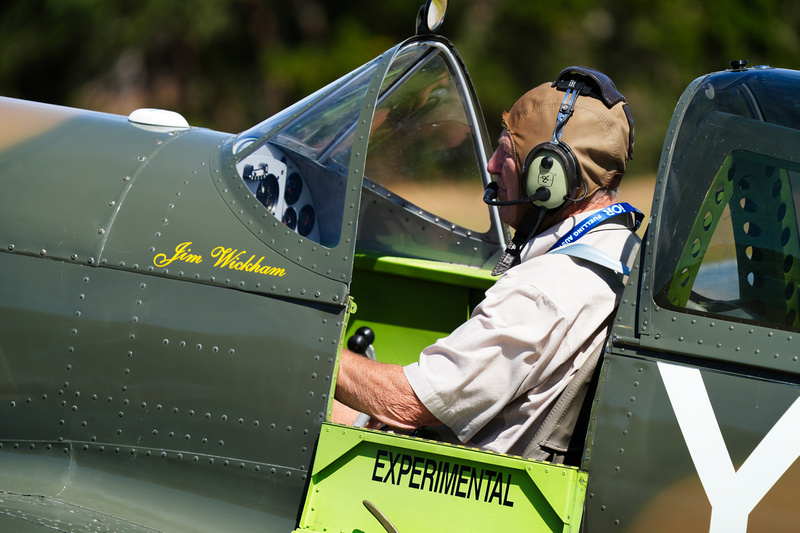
[{"x1": 335, "y1": 349, "x2": 441, "y2": 430}]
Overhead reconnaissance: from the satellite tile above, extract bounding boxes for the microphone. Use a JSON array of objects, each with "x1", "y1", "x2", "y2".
[
  {"x1": 483, "y1": 182, "x2": 500, "y2": 203},
  {"x1": 483, "y1": 182, "x2": 552, "y2": 206}
]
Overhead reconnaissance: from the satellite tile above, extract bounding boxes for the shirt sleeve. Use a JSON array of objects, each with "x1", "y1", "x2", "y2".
[{"x1": 404, "y1": 272, "x2": 573, "y2": 443}]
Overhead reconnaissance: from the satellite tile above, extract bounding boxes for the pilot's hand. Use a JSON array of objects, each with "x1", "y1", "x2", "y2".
[{"x1": 331, "y1": 399, "x2": 382, "y2": 429}]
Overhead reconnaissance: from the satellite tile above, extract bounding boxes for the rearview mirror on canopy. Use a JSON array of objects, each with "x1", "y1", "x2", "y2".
[{"x1": 416, "y1": 0, "x2": 447, "y2": 34}]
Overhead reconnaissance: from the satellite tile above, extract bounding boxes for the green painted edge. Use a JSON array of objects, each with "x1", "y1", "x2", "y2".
[
  {"x1": 353, "y1": 252, "x2": 497, "y2": 290},
  {"x1": 306, "y1": 423, "x2": 587, "y2": 526}
]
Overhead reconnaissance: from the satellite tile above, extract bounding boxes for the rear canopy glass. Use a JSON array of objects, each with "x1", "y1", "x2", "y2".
[{"x1": 654, "y1": 68, "x2": 800, "y2": 331}]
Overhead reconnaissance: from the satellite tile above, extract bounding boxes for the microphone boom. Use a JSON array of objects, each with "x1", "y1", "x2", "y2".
[{"x1": 483, "y1": 184, "x2": 551, "y2": 206}]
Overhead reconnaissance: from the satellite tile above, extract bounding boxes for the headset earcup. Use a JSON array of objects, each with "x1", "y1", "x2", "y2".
[{"x1": 522, "y1": 143, "x2": 578, "y2": 210}]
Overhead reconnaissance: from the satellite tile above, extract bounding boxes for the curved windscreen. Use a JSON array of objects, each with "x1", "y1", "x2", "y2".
[
  {"x1": 232, "y1": 59, "x2": 382, "y2": 248},
  {"x1": 362, "y1": 45, "x2": 490, "y2": 234},
  {"x1": 230, "y1": 39, "x2": 497, "y2": 264}
]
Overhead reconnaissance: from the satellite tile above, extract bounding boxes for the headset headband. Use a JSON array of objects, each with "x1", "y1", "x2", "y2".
[{"x1": 552, "y1": 66, "x2": 635, "y2": 160}]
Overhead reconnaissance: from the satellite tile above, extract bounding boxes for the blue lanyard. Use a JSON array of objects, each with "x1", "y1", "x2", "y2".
[{"x1": 547, "y1": 202, "x2": 643, "y2": 253}]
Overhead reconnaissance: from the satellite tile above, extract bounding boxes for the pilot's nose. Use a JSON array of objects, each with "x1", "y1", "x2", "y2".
[{"x1": 487, "y1": 146, "x2": 504, "y2": 175}]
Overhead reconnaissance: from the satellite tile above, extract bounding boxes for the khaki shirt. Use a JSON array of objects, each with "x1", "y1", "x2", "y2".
[{"x1": 404, "y1": 209, "x2": 641, "y2": 455}]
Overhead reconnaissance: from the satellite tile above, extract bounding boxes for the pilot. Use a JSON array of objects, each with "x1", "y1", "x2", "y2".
[{"x1": 333, "y1": 67, "x2": 641, "y2": 457}]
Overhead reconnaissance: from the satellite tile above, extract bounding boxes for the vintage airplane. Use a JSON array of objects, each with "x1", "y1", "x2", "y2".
[{"x1": 1, "y1": 0, "x2": 799, "y2": 531}]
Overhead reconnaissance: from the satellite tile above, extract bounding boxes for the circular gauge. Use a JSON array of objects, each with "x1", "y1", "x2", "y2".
[
  {"x1": 284, "y1": 172, "x2": 303, "y2": 205},
  {"x1": 282, "y1": 207, "x2": 297, "y2": 230},
  {"x1": 256, "y1": 174, "x2": 280, "y2": 211},
  {"x1": 297, "y1": 204, "x2": 316, "y2": 237}
]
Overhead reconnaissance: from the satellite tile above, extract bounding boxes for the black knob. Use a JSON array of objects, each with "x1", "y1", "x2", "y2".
[
  {"x1": 541, "y1": 156, "x2": 554, "y2": 170},
  {"x1": 347, "y1": 326, "x2": 375, "y2": 354},
  {"x1": 355, "y1": 326, "x2": 375, "y2": 345},
  {"x1": 347, "y1": 334, "x2": 369, "y2": 354}
]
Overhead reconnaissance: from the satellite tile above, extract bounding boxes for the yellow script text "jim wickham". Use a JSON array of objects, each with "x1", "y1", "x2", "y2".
[{"x1": 153, "y1": 241, "x2": 286, "y2": 277}]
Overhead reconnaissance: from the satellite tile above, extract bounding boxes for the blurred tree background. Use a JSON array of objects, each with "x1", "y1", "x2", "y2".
[{"x1": 2, "y1": 0, "x2": 799, "y2": 180}]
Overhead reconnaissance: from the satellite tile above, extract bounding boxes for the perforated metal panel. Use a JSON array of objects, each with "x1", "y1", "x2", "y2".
[{"x1": 666, "y1": 150, "x2": 800, "y2": 328}]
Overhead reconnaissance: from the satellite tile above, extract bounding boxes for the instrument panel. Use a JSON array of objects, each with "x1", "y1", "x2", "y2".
[{"x1": 235, "y1": 141, "x2": 320, "y2": 244}]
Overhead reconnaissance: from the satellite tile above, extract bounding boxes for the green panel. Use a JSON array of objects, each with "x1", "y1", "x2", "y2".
[
  {"x1": 583, "y1": 355, "x2": 689, "y2": 531},
  {"x1": 0, "y1": 443, "x2": 295, "y2": 532},
  {"x1": 297, "y1": 423, "x2": 587, "y2": 533},
  {"x1": 0, "y1": 100, "x2": 183, "y2": 264},
  {"x1": 354, "y1": 252, "x2": 496, "y2": 289},
  {"x1": 100, "y1": 128, "x2": 348, "y2": 307},
  {"x1": 0, "y1": 251, "x2": 346, "y2": 530},
  {"x1": 214, "y1": 47, "x2": 399, "y2": 288},
  {"x1": 0, "y1": 494, "x2": 157, "y2": 533},
  {"x1": 348, "y1": 253, "x2": 495, "y2": 365},
  {"x1": 585, "y1": 352, "x2": 800, "y2": 532}
]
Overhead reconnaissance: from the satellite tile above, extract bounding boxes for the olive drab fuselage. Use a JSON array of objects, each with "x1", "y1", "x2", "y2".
[{"x1": 0, "y1": 7, "x2": 799, "y2": 531}]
